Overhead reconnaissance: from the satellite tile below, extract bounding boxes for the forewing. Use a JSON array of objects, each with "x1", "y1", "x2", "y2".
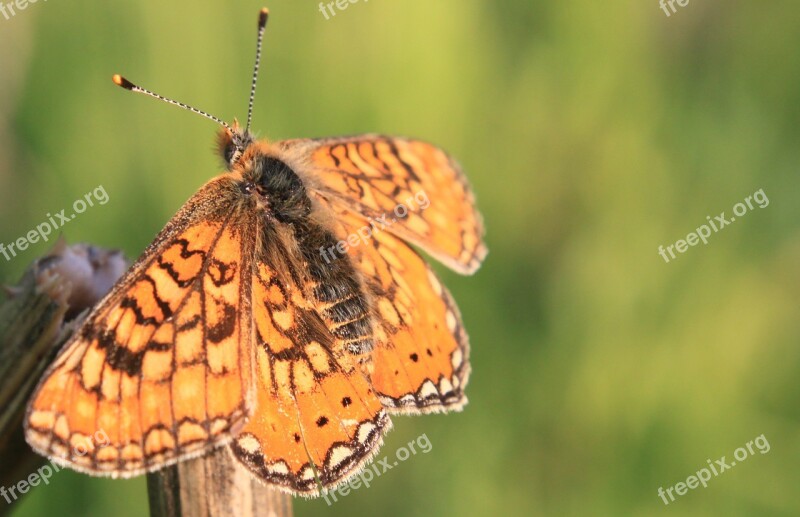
[
  {"x1": 25, "y1": 179, "x2": 255, "y2": 476},
  {"x1": 278, "y1": 135, "x2": 486, "y2": 274}
]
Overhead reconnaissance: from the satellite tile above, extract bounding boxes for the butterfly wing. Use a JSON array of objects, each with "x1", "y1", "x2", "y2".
[
  {"x1": 25, "y1": 177, "x2": 256, "y2": 476},
  {"x1": 326, "y1": 206, "x2": 470, "y2": 414},
  {"x1": 230, "y1": 246, "x2": 390, "y2": 495},
  {"x1": 277, "y1": 135, "x2": 487, "y2": 275},
  {"x1": 26, "y1": 134, "x2": 481, "y2": 490}
]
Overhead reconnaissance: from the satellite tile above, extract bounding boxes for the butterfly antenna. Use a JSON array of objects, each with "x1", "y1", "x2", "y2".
[
  {"x1": 111, "y1": 74, "x2": 234, "y2": 133},
  {"x1": 245, "y1": 8, "x2": 269, "y2": 134}
]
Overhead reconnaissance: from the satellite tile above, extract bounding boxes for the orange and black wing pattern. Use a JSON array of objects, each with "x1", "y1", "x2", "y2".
[
  {"x1": 230, "y1": 240, "x2": 390, "y2": 495},
  {"x1": 278, "y1": 135, "x2": 487, "y2": 275},
  {"x1": 25, "y1": 178, "x2": 256, "y2": 476},
  {"x1": 325, "y1": 206, "x2": 471, "y2": 414}
]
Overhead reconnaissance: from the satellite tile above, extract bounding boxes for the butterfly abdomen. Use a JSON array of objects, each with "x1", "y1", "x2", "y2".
[{"x1": 301, "y1": 224, "x2": 375, "y2": 356}]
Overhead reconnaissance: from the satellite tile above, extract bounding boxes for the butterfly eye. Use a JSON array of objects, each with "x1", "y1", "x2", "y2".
[
  {"x1": 224, "y1": 144, "x2": 235, "y2": 164},
  {"x1": 224, "y1": 142, "x2": 239, "y2": 165},
  {"x1": 217, "y1": 128, "x2": 250, "y2": 167},
  {"x1": 216, "y1": 129, "x2": 238, "y2": 167}
]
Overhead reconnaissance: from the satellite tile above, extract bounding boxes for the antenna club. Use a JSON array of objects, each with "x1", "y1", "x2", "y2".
[
  {"x1": 259, "y1": 8, "x2": 269, "y2": 27},
  {"x1": 112, "y1": 74, "x2": 135, "y2": 90}
]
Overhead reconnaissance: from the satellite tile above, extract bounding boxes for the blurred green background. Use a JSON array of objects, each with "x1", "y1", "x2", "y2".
[{"x1": 1, "y1": 0, "x2": 799, "y2": 515}]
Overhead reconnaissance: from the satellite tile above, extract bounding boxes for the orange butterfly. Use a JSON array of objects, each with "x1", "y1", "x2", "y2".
[{"x1": 24, "y1": 7, "x2": 486, "y2": 495}]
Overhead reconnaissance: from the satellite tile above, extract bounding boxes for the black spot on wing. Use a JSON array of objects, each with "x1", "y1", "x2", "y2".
[{"x1": 207, "y1": 304, "x2": 237, "y2": 343}]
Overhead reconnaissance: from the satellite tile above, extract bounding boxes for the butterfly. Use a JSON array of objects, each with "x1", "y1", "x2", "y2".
[{"x1": 24, "y1": 7, "x2": 486, "y2": 496}]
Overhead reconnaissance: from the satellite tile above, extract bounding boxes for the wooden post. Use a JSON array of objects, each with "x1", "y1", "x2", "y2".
[{"x1": 147, "y1": 448, "x2": 292, "y2": 517}]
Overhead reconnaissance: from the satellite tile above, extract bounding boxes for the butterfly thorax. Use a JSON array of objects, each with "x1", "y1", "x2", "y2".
[{"x1": 240, "y1": 154, "x2": 312, "y2": 223}]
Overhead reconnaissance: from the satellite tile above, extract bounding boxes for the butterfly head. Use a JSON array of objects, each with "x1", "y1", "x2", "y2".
[{"x1": 218, "y1": 122, "x2": 255, "y2": 169}]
